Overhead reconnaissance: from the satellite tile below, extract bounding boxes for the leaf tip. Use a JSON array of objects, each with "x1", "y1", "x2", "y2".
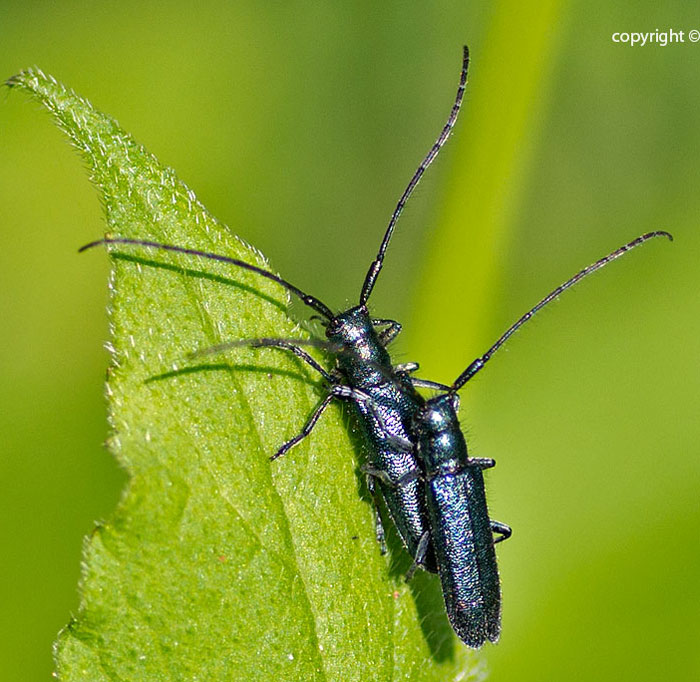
[
  {"x1": 5, "y1": 66, "x2": 38, "y2": 90},
  {"x1": 5, "y1": 73, "x2": 21, "y2": 88}
]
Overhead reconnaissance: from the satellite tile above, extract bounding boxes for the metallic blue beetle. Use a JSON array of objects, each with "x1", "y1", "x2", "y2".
[
  {"x1": 409, "y1": 231, "x2": 671, "y2": 647},
  {"x1": 81, "y1": 47, "x2": 473, "y2": 573}
]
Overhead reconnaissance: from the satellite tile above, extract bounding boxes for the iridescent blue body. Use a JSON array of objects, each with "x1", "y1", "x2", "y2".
[
  {"x1": 413, "y1": 394, "x2": 504, "y2": 647},
  {"x1": 327, "y1": 306, "x2": 430, "y2": 565}
]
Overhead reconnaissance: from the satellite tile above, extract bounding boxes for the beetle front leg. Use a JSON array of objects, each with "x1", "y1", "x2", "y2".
[{"x1": 372, "y1": 318, "x2": 402, "y2": 346}]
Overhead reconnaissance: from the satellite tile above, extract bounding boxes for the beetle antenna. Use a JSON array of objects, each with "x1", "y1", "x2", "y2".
[
  {"x1": 79, "y1": 237, "x2": 335, "y2": 320},
  {"x1": 359, "y1": 45, "x2": 470, "y2": 306},
  {"x1": 451, "y1": 230, "x2": 673, "y2": 391},
  {"x1": 188, "y1": 337, "x2": 340, "y2": 359}
]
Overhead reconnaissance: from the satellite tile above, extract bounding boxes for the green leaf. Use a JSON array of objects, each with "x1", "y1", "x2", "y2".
[{"x1": 9, "y1": 69, "x2": 481, "y2": 680}]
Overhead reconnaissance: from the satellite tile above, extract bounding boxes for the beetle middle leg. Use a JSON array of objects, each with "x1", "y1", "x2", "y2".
[
  {"x1": 365, "y1": 473, "x2": 388, "y2": 555},
  {"x1": 405, "y1": 530, "x2": 432, "y2": 582},
  {"x1": 270, "y1": 380, "x2": 384, "y2": 461},
  {"x1": 470, "y1": 457, "x2": 496, "y2": 470},
  {"x1": 270, "y1": 393, "x2": 335, "y2": 461}
]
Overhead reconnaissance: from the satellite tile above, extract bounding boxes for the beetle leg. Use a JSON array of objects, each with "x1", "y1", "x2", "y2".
[
  {"x1": 372, "y1": 318, "x2": 402, "y2": 346},
  {"x1": 410, "y1": 377, "x2": 452, "y2": 392},
  {"x1": 239, "y1": 339, "x2": 335, "y2": 382},
  {"x1": 362, "y1": 464, "x2": 422, "y2": 488},
  {"x1": 491, "y1": 520, "x2": 512, "y2": 544},
  {"x1": 270, "y1": 393, "x2": 335, "y2": 461},
  {"x1": 360, "y1": 464, "x2": 394, "y2": 487},
  {"x1": 405, "y1": 531, "x2": 431, "y2": 582},
  {"x1": 366, "y1": 474, "x2": 388, "y2": 555},
  {"x1": 470, "y1": 457, "x2": 496, "y2": 470}
]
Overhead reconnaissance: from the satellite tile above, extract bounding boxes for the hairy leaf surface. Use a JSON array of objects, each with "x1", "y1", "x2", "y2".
[{"x1": 9, "y1": 69, "x2": 479, "y2": 681}]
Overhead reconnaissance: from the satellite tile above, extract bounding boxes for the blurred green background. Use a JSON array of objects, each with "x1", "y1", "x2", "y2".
[{"x1": 1, "y1": 2, "x2": 698, "y2": 681}]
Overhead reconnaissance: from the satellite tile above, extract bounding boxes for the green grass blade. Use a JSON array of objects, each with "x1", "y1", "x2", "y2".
[
  {"x1": 9, "y1": 68, "x2": 481, "y2": 681},
  {"x1": 411, "y1": 4, "x2": 566, "y2": 382}
]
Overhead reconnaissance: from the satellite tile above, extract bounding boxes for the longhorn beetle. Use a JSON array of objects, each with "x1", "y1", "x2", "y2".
[
  {"x1": 409, "y1": 231, "x2": 672, "y2": 648},
  {"x1": 81, "y1": 46, "x2": 472, "y2": 572}
]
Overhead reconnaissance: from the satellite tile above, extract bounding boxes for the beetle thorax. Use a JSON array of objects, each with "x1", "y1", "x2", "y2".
[
  {"x1": 326, "y1": 305, "x2": 391, "y2": 378},
  {"x1": 416, "y1": 394, "x2": 468, "y2": 471}
]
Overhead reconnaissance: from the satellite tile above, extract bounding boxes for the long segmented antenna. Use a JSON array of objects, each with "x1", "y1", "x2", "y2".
[
  {"x1": 79, "y1": 237, "x2": 335, "y2": 320},
  {"x1": 451, "y1": 230, "x2": 673, "y2": 392},
  {"x1": 189, "y1": 337, "x2": 340, "y2": 360},
  {"x1": 359, "y1": 45, "x2": 470, "y2": 307}
]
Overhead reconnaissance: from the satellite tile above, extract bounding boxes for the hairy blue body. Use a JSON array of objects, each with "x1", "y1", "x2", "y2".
[
  {"x1": 329, "y1": 306, "x2": 432, "y2": 566},
  {"x1": 414, "y1": 394, "x2": 502, "y2": 647}
]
